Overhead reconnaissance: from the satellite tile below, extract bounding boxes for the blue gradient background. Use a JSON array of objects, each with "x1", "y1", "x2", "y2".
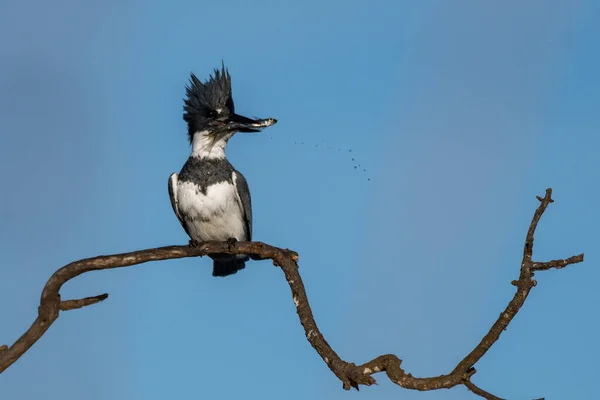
[{"x1": 1, "y1": 1, "x2": 598, "y2": 399}]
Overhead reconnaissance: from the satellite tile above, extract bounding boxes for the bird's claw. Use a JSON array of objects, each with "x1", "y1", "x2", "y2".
[
  {"x1": 189, "y1": 239, "x2": 202, "y2": 248},
  {"x1": 226, "y1": 237, "x2": 238, "y2": 251}
]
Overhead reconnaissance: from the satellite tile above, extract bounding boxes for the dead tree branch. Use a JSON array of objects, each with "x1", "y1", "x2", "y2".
[{"x1": 0, "y1": 188, "x2": 584, "y2": 399}]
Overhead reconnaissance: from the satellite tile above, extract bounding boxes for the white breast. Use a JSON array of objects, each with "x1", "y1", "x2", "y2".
[{"x1": 177, "y1": 180, "x2": 246, "y2": 241}]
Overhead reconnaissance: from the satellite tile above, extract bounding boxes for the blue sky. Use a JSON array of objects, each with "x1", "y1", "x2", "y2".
[{"x1": 1, "y1": 1, "x2": 598, "y2": 399}]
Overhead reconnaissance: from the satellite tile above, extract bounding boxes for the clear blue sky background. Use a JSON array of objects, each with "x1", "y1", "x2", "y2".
[{"x1": 1, "y1": 1, "x2": 598, "y2": 399}]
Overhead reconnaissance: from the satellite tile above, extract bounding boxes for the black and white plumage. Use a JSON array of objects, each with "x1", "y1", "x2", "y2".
[{"x1": 168, "y1": 63, "x2": 276, "y2": 277}]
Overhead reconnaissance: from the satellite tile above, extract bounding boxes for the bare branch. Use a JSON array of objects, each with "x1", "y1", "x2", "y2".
[
  {"x1": 0, "y1": 188, "x2": 585, "y2": 399},
  {"x1": 532, "y1": 255, "x2": 584, "y2": 271},
  {"x1": 0, "y1": 241, "x2": 294, "y2": 374},
  {"x1": 524, "y1": 188, "x2": 553, "y2": 260},
  {"x1": 60, "y1": 294, "x2": 109, "y2": 311},
  {"x1": 451, "y1": 188, "x2": 583, "y2": 378},
  {"x1": 464, "y1": 379, "x2": 505, "y2": 400}
]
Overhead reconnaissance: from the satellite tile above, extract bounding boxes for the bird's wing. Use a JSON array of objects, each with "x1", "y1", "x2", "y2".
[
  {"x1": 168, "y1": 173, "x2": 190, "y2": 236},
  {"x1": 232, "y1": 171, "x2": 252, "y2": 241}
]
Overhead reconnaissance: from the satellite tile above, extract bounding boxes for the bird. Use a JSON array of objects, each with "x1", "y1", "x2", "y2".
[{"x1": 168, "y1": 63, "x2": 277, "y2": 277}]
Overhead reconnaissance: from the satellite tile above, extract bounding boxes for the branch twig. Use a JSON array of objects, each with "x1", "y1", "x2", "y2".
[
  {"x1": 59, "y1": 294, "x2": 109, "y2": 311},
  {"x1": 464, "y1": 378, "x2": 504, "y2": 400},
  {"x1": 0, "y1": 189, "x2": 584, "y2": 399}
]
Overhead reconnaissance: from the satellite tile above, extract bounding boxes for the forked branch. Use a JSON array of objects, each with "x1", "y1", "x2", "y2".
[{"x1": 0, "y1": 189, "x2": 584, "y2": 399}]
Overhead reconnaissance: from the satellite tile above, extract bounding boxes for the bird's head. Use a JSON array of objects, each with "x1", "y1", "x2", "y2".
[{"x1": 183, "y1": 63, "x2": 277, "y2": 148}]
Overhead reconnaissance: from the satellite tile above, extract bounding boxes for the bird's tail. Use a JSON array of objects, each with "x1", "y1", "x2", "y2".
[{"x1": 212, "y1": 255, "x2": 248, "y2": 277}]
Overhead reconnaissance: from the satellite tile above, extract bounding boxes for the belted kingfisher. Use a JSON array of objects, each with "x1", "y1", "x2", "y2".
[{"x1": 168, "y1": 64, "x2": 277, "y2": 277}]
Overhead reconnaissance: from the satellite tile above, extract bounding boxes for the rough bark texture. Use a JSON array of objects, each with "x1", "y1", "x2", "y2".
[{"x1": 0, "y1": 189, "x2": 585, "y2": 399}]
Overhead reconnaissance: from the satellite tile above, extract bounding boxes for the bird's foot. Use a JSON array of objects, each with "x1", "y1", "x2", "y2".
[
  {"x1": 226, "y1": 237, "x2": 238, "y2": 252},
  {"x1": 189, "y1": 239, "x2": 202, "y2": 248}
]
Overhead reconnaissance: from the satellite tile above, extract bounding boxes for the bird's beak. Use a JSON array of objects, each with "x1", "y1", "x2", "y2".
[{"x1": 228, "y1": 113, "x2": 277, "y2": 133}]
